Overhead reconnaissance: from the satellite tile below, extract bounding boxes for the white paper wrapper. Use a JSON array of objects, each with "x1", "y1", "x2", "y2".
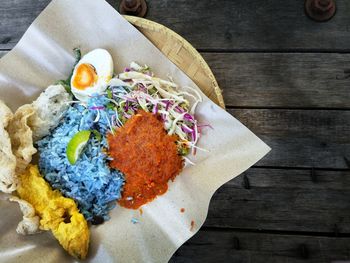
[{"x1": 0, "y1": 0, "x2": 270, "y2": 262}]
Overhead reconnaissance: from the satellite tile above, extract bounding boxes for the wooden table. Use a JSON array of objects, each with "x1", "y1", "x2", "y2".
[{"x1": 1, "y1": 1, "x2": 350, "y2": 262}]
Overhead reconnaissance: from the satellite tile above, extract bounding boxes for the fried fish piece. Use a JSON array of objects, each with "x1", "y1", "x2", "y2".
[
  {"x1": 17, "y1": 165, "x2": 90, "y2": 259},
  {"x1": 0, "y1": 100, "x2": 17, "y2": 193}
]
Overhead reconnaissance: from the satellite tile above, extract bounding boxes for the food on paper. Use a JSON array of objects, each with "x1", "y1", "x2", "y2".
[
  {"x1": 9, "y1": 196, "x2": 40, "y2": 235},
  {"x1": 36, "y1": 50, "x2": 203, "y2": 221},
  {"x1": 71, "y1": 49, "x2": 113, "y2": 101},
  {"x1": 108, "y1": 110, "x2": 183, "y2": 209},
  {"x1": 17, "y1": 165, "x2": 89, "y2": 259},
  {"x1": 1, "y1": 48, "x2": 205, "y2": 259},
  {"x1": 0, "y1": 101, "x2": 17, "y2": 193}
]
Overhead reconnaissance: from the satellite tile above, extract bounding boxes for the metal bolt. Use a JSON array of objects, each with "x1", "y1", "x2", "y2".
[
  {"x1": 119, "y1": 0, "x2": 148, "y2": 18},
  {"x1": 305, "y1": 0, "x2": 336, "y2": 22}
]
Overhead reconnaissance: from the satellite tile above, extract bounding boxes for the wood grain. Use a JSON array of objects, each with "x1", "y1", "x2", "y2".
[
  {"x1": 204, "y1": 168, "x2": 350, "y2": 233},
  {"x1": 230, "y1": 109, "x2": 350, "y2": 169},
  {"x1": 144, "y1": 0, "x2": 350, "y2": 51},
  {"x1": 203, "y1": 53, "x2": 350, "y2": 108},
  {"x1": 2, "y1": 0, "x2": 350, "y2": 51},
  {"x1": 170, "y1": 229, "x2": 350, "y2": 263},
  {"x1": 0, "y1": 0, "x2": 115, "y2": 50},
  {"x1": 0, "y1": 0, "x2": 49, "y2": 49}
]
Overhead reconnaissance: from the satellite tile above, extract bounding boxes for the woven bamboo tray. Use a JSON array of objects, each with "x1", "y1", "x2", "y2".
[{"x1": 124, "y1": 15, "x2": 225, "y2": 109}]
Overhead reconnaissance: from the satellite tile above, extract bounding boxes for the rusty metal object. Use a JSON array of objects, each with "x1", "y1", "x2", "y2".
[
  {"x1": 119, "y1": 0, "x2": 148, "y2": 18},
  {"x1": 305, "y1": 0, "x2": 336, "y2": 22}
]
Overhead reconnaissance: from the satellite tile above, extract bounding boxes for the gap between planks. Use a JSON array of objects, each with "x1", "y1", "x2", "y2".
[
  {"x1": 2, "y1": 48, "x2": 350, "y2": 54},
  {"x1": 200, "y1": 226, "x2": 350, "y2": 238},
  {"x1": 198, "y1": 49, "x2": 350, "y2": 54},
  {"x1": 226, "y1": 106, "x2": 350, "y2": 111},
  {"x1": 252, "y1": 165, "x2": 349, "y2": 172}
]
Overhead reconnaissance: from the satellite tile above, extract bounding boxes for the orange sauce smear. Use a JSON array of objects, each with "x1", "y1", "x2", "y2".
[
  {"x1": 190, "y1": 220, "x2": 195, "y2": 231},
  {"x1": 107, "y1": 110, "x2": 183, "y2": 209}
]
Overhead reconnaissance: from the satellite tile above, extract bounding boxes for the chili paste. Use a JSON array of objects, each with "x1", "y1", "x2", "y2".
[{"x1": 107, "y1": 110, "x2": 184, "y2": 209}]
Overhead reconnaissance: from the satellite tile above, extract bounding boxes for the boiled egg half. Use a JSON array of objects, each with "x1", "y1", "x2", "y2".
[{"x1": 71, "y1": 49, "x2": 113, "y2": 101}]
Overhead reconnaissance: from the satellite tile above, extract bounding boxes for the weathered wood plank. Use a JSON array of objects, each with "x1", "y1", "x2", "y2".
[
  {"x1": 2, "y1": 0, "x2": 350, "y2": 50},
  {"x1": 203, "y1": 53, "x2": 350, "y2": 108},
  {"x1": 170, "y1": 230, "x2": 350, "y2": 263},
  {"x1": 230, "y1": 109, "x2": 350, "y2": 169},
  {"x1": 146, "y1": 0, "x2": 350, "y2": 51},
  {"x1": 0, "y1": 0, "x2": 50, "y2": 49},
  {"x1": 204, "y1": 168, "x2": 350, "y2": 233}
]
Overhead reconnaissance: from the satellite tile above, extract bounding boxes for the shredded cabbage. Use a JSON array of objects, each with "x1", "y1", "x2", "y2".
[{"x1": 108, "y1": 62, "x2": 204, "y2": 158}]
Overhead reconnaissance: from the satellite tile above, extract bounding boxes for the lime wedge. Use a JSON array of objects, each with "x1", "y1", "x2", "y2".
[{"x1": 66, "y1": 130, "x2": 91, "y2": 165}]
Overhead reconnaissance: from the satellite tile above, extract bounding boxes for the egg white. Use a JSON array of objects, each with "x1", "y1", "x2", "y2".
[{"x1": 71, "y1": 49, "x2": 114, "y2": 101}]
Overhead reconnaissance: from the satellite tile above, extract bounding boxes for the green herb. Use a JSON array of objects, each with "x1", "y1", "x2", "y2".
[
  {"x1": 92, "y1": 130, "x2": 102, "y2": 142},
  {"x1": 67, "y1": 47, "x2": 82, "y2": 82},
  {"x1": 56, "y1": 48, "x2": 82, "y2": 94},
  {"x1": 119, "y1": 101, "x2": 126, "y2": 109},
  {"x1": 106, "y1": 102, "x2": 115, "y2": 110},
  {"x1": 120, "y1": 115, "x2": 127, "y2": 125},
  {"x1": 179, "y1": 102, "x2": 189, "y2": 112},
  {"x1": 127, "y1": 109, "x2": 134, "y2": 115},
  {"x1": 73, "y1": 48, "x2": 81, "y2": 63},
  {"x1": 178, "y1": 146, "x2": 190, "y2": 156},
  {"x1": 55, "y1": 79, "x2": 71, "y2": 93},
  {"x1": 148, "y1": 87, "x2": 157, "y2": 95},
  {"x1": 141, "y1": 65, "x2": 150, "y2": 73},
  {"x1": 106, "y1": 89, "x2": 113, "y2": 99}
]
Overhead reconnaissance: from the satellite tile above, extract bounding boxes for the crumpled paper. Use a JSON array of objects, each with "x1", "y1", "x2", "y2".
[{"x1": 0, "y1": 0, "x2": 270, "y2": 262}]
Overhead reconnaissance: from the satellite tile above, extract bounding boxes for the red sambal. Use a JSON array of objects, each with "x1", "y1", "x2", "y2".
[{"x1": 107, "y1": 110, "x2": 183, "y2": 209}]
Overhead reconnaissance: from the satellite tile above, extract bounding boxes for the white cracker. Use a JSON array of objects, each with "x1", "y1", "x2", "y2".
[
  {"x1": 9, "y1": 196, "x2": 40, "y2": 235},
  {"x1": 0, "y1": 101, "x2": 17, "y2": 193}
]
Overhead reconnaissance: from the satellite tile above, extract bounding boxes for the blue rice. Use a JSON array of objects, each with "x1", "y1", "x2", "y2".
[{"x1": 36, "y1": 95, "x2": 124, "y2": 221}]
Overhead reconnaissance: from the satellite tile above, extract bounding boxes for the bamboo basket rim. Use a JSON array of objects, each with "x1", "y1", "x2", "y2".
[{"x1": 124, "y1": 15, "x2": 225, "y2": 109}]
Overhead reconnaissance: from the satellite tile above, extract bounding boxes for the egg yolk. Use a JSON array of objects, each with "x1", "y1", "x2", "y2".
[{"x1": 72, "y1": 63, "x2": 98, "y2": 90}]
